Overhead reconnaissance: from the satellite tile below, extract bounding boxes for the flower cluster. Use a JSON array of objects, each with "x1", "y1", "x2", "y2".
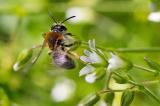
[
  {"x1": 79, "y1": 39, "x2": 106, "y2": 83},
  {"x1": 79, "y1": 39, "x2": 132, "y2": 83}
]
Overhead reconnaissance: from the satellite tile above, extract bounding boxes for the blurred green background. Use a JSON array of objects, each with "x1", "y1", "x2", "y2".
[{"x1": 0, "y1": 0, "x2": 160, "y2": 106}]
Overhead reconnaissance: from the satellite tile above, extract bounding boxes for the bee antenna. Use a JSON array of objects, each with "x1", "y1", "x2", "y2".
[
  {"x1": 61, "y1": 16, "x2": 76, "y2": 24},
  {"x1": 48, "y1": 10, "x2": 58, "y2": 24}
]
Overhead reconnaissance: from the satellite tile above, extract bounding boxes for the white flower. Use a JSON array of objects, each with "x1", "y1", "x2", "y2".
[
  {"x1": 66, "y1": 7, "x2": 94, "y2": 23},
  {"x1": 51, "y1": 78, "x2": 76, "y2": 102},
  {"x1": 88, "y1": 39, "x2": 96, "y2": 51},
  {"x1": 79, "y1": 39, "x2": 107, "y2": 83},
  {"x1": 79, "y1": 64, "x2": 95, "y2": 76},
  {"x1": 85, "y1": 72, "x2": 97, "y2": 83},
  {"x1": 107, "y1": 53, "x2": 127, "y2": 72},
  {"x1": 80, "y1": 50, "x2": 102, "y2": 64},
  {"x1": 148, "y1": 12, "x2": 160, "y2": 22}
]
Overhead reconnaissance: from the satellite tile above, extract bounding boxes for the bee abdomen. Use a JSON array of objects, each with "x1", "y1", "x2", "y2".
[{"x1": 52, "y1": 49, "x2": 75, "y2": 69}]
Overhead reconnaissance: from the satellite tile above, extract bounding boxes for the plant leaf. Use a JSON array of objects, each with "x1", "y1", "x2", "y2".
[
  {"x1": 104, "y1": 92, "x2": 115, "y2": 106},
  {"x1": 13, "y1": 49, "x2": 33, "y2": 71},
  {"x1": 140, "y1": 86, "x2": 160, "y2": 104},
  {"x1": 78, "y1": 92, "x2": 100, "y2": 106},
  {"x1": 144, "y1": 57, "x2": 160, "y2": 73},
  {"x1": 121, "y1": 90, "x2": 134, "y2": 106}
]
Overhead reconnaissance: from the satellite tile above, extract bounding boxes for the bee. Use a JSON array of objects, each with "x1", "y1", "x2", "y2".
[{"x1": 32, "y1": 13, "x2": 78, "y2": 69}]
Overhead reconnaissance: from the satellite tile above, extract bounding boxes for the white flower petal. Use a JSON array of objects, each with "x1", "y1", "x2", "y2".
[
  {"x1": 51, "y1": 78, "x2": 76, "y2": 102},
  {"x1": 148, "y1": 12, "x2": 160, "y2": 22},
  {"x1": 89, "y1": 51, "x2": 102, "y2": 63},
  {"x1": 107, "y1": 53, "x2": 125, "y2": 71},
  {"x1": 84, "y1": 49, "x2": 92, "y2": 57},
  {"x1": 85, "y1": 72, "x2": 96, "y2": 83},
  {"x1": 88, "y1": 39, "x2": 96, "y2": 51},
  {"x1": 13, "y1": 62, "x2": 19, "y2": 71},
  {"x1": 79, "y1": 65, "x2": 95, "y2": 76},
  {"x1": 80, "y1": 56, "x2": 92, "y2": 63}
]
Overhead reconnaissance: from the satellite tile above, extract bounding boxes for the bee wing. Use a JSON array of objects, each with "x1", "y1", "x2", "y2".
[{"x1": 31, "y1": 40, "x2": 46, "y2": 65}]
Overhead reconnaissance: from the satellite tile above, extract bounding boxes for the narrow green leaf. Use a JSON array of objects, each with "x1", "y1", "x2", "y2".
[
  {"x1": 144, "y1": 57, "x2": 160, "y2": 73},
  {"x1": 78, "y1": 92, "x2": 100, "y2": 106},
  {"x1": 104, "y1": 92, "x2": 115, "y2": 106},
  {"x1": 13, "y1": 49, "x2": 33, "y2": 71},
  {"x1": 112, "y1": 73, "x2": 128, "y2": 84},
  {"x1": 0, "y1": 88, "x2": 10, "y2": 106},
  {"x1": 121, "y1": 90, "x2": 134, "y2": 106},
  {"x1": 141, "y1": 86, "x2": 160, "y2": 104}
]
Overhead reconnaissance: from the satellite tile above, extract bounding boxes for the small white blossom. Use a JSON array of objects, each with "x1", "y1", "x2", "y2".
[
  {"x1": 51, "y1": 78, "x2": 76, "y2": 102},
  {"x1": 66, "y1": 7, "x2": 94, "y2": 23},
  {"x1": 85, "y1": 72, "x2": 96, "y2": 83},
  {"x1": 79, "y1": 39, "x2": 107, "y2": 83},
  {"x1": 148, "y1": 12, "x2": 160, "y2": 22},
  {"x1": 79, "y1": 65, "x2": 95, "y2": 76},
  {"x1": 107, "y1": 53, "x2": 126, "y2": 72},
  {"x1": 80, "y1": 50, "x2": 102, "y2": 64},
  {"x1": 88, "y1": 39, "x2": 96, "y2": 51}
]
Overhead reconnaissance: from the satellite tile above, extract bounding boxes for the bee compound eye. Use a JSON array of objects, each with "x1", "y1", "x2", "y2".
[
  {"x1": 60, "y1": 26, "x2": 67, "y2": 31},
  {"x1": 52, "y1": 50, "x2": 75, "y2": 69}
]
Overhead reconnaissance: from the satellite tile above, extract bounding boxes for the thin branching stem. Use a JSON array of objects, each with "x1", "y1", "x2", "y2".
[
  {"x1": 106, "y1": 71, "x2": 112, "y2": 89},
  {"x1": 81, "y1": 41, "x2": 160, "y2": 53},
  {"x1": 99, "y1": 85, "x2": 136, "y2": 94},
  {"x1": 133, "y1": 64, "x2": 157, "y2": 73}
]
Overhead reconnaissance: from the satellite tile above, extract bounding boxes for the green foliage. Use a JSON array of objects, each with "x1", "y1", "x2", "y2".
[
  {"x1": 13, "y1": 49, "x2": 33, "y2": 71},
  {"x1": 0, "y1": 0, "x2": 160, "y2": 106},
  {"x1": 121, "y1": 90, "x2": 134, "y2": 106},
  {"x1": 144, "y1": 57, "x2": 160, "y2": 74},
  {"x1": 104, "y1": 92, "x2": 115, "y2": 106},
  {"x1": 78, "y1": 92, "x2": 100, "y2": 106},
  {"x1": 0, "y1": 88, "x2": 10, "y2": 106}
]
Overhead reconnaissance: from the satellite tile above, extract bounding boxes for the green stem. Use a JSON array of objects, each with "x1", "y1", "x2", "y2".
[
  {"x1": 106, "y1": 71, "x2": 112, "y2": 89},
  {"x1": 99, "y1": 89, "x2": 124, "y2": 94},
  {"x1": 112, "y1": 71, "x2": 140, "y2": 86},
  {"x1": 133, "y1": 64, "x2": 157, "y2": 73},
  {"x1": 99, "y1": 85, "x2": 136, "y2": 94},
  {"x1": 81, "y1": 41, "x2": 160, "y2": 53},
  {"x1": 142, "y1": 87, "x2": 160, "y2": 104},
  {"x1": 141, "y1": 80, "x2": 160, "y2": 85},
  {"x1": 104, "y1": 48, "x2": 160, "y2": 53}
]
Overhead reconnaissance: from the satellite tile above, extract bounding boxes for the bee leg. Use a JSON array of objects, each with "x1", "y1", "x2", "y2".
[
  {"x1": 63, "y1": 41, "x2": 81, "y2": 51},
  {"x1": 48, "y1": 51, "x2": 52, "y2": 55},
  {"x1": 65, "y1": 33, "x2": 75, "y2": 36},
  {"x1": 31, "y1": 40, "x2": 46, "y2": 64},
  {"x1": 67, "y1": 51, "x2": 79, "y2": 59},
  {"x1": 42, "y1": 32, "x2": 46, "y2": 38},
  {"x1": 63, "y1": 43, "x2": 74, "y2": 47}
]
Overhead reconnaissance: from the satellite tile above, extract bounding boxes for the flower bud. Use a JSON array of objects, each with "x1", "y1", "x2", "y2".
[
  {"x1": 85, "y1": 68, "x2": 106, "y2": 83},
  {"x1": 78, "y1": 92, "x2": 100, "y2": 106},
  {"x1": 121, "y1": 90, "x2": 134, "y2": 106},
  {"x1": 144, "y1": 57, "x2": 160, "y2": 73},
  {"x1": 107, "y1": 53, "x2": 132, "y2": 72},
  {"x1": 13, "y1": 49, "x2": 33, "y2": 71},
  {"x1": 104, "y1": 92, "x2": 115, "y2": 106}
]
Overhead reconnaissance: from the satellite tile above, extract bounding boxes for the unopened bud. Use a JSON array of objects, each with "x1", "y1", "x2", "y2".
[
  {"x1": 78, "y1": 92, "x2": 100, "y2": 106},
  {"x1": 121, "y1": 90, "x2": 134, "y2": 106},
  {"x1": 13, "y1": 49, "x2": 33, "y2": 71}
]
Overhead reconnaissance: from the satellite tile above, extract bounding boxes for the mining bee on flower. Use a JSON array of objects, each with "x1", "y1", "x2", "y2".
[{"x1": 32, "y1": 13, "x2": 79, "y2": 69}]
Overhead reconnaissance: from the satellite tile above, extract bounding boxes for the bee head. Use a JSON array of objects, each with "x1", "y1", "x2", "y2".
[
  {"x1": 51, "y1": 24, "x2": 67, "y2": 34},
  {"x1": 48, "y1": 12, "x2": 76, "y2": 34}
]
